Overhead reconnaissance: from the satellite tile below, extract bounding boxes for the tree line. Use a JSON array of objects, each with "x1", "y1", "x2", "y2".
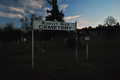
[
  {"x1": 0, "y1": 15, "x2": 120, "y2": 42},
  {"x1": 0, "y1": 0, "x2": 120, "y2": 42},
  {"x1": 0, "y1": 21, "x2": 22, "y2": 42},
  {"x1": 81, "y1": 16, "x2": 120, "y2": 39}
]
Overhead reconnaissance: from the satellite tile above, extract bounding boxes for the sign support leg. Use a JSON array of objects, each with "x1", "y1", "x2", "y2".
[
  {"x1": 75, "y1": 21, "x2": 77, "y2": 61},
  {"x1": 32, "y1": 27, "x2": 34, "y2": 71},
  {"x1": 86, "y1": 43, "x2": 88, "y2": 60}
]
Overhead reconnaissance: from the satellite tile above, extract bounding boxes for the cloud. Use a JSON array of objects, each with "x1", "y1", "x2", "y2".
[
  {"x1": 0, "y1": 3, "x2": 26, "y2": 16},
  {"x1": 9, "y1": 7, "x2": 26, "y2": 15},
  {"x1": 94, "y1": 21, "x2": 103, "y2": 25},
  {"x1": 65, "y1": 15, "x2": 81, "y2": 20},
  {"x1": 19, "y1": 0, "x2": 45, "y2": 9},
  {"x1": 0, "y1": 0, "x2": 45, "y2": 10},
  {"x1": 57, "y1": 0, "x2": 70, "y2": 4},
  {"x1": 43, "y1": 7, "x2": 51, "y2": 16},
  {"x1": 0, "y1": 0, "x2": 46, "y2": 18},
  {"x1": 0, "y1": 4, "x2": 7, "y2": 10},
  {"x1": 59, "y1": 4, "x2": 69, "y2": 11},
  {"x1": 29, "y1": 10, "x2": 43, "y2": 15},
  {"x1": 57, "y1": 0, "x2": 64, "y2": 4},
  {"x1": 87, "y1": 21, "x2": 103, "y2": 27},
  {"x1": 79, "y1": 21, "x2": 88, "y2": 24},
  {"x1": 79, "y1": 18, "x2": 89, "y2": 24},
  {"x1": 0, "y1": 11, "x2": 23, "y2": 18},
  {"x1": 29, "y1": 10, "x2": 34, "y2": 14},
  {"x1": 64, "y1": 15, "x2": 89, "y2": 28},
  {"x1": 44, "y1": 7, "x2": 51, "y2": 11},
  {"x1": 0, "y1": 4, "x2": 5, "y2": 9}
]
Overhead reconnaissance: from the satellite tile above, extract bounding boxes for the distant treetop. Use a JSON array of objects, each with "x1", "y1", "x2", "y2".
[{"x1": 104, "y1": 16, "x2": 117, "y2": 26}]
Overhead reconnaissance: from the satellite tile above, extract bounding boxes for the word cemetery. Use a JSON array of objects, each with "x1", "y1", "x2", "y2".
[{"x1": 33, "y1": 20, "x2": 76, "y2": 31}]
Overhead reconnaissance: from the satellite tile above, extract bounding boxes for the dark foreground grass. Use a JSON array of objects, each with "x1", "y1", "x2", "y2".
[{"x1": 0, "y1": 37, "x2": 120, "y2": 80}]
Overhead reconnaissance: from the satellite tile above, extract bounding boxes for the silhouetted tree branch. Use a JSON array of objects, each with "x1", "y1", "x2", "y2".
[
  {"x1": 20, "y1": 17, "x2": 30, "y2": 33},
  {"x1": 104, "y1": 16, "x2": 117, "y2": 26},
  {"x1": 20, "y1": 14, "x2": 36, "y2": 33}
]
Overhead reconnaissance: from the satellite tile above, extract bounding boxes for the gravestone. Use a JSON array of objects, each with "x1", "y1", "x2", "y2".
[
  {"x1": 21, "y1": 37, "x2": 24, "y2": 41},
  {"x1": 66, "y1": 37, "x2": 68, "y2": 42},
  {"x1": 52, "y1": 37, "x2": 54, "y2": 41},
  {"x1": 80, "y1": 36, "x2": 84, "y2": 45},
  {"x1": 37, "y1": 45, "x2": 40, "y2": 49},
  {"x1": 45, "y1": 43, "x2": 48, "y2": 50},
  {"x1": 24, "y1": 38, "x2": 26, "y2": 42},
  {"x1": 26, "y1": 46, "x2": 28, "y2": 48},
  {"x1": 55, "y1": 36, "x2": 57, "y2": 41},
  {"x1": 63, "y1": 38, "x2": 65, "y2": 43},
  {"x1": 0, "y1": 42, "x2": 1, "y2": 48}
]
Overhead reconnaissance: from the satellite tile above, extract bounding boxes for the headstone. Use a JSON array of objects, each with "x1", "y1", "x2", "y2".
[
  {"x1": 52, "y1": 37, "x2": 54, "y2": 41},
  {"x1": 45, "y1": 43, "x2": 48, "y2": 50},
  {"x1": 37, "y1": 45, "x2": 40, "y2": 49},
  {"x1": 0, "y1": 42, "x2": 1, "y2": 48},
  {"x1": 80, "y1": 37, "x2": 84, "y2": 45},
  {"x1": 63, "y1": 38, "x2": 65, "y2": 43},
  {"x1": 27, "y1": 40, "x2": 30, "y2": 43},
  {"x1": 55, "y1": 37, "x2": 57, "y2": 41},
  {"x1": 24, "y1": 38, "x2": 26, "y2": 42},
  {"x1": 38, "y1": 48, "x2": 46, "y2": 52},
  {"x1": 66, "y1": 37, "x2": 67, "y2": 41},
  {"x1": 21, "y1": 37, "x2": 24, "y2": 42}
]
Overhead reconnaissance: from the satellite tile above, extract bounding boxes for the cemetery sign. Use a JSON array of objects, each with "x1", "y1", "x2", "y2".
[
  {"x1": 32, "y1": 20, "x2": 77, "y2": 70},
  {"x1": 33, "y1": 20, "x2": 76, "y2": 31}
]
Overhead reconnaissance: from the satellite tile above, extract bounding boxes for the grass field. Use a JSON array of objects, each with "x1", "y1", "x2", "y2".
[{"x1": 0, "y1": 32, "x2": 120, "y2": 80}]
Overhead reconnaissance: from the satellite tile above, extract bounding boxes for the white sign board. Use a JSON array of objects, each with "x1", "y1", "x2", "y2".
[
  {"x1": 85, "y1": 37, "x2": 90, "y2": 41},
  {"x1": 33, "y1": 20, "x2": 75, "y2": 31}
]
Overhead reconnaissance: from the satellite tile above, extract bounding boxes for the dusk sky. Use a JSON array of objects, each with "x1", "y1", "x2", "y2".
[{"x1": 0, "y1": 0, "x2": 120, "y2": 29}]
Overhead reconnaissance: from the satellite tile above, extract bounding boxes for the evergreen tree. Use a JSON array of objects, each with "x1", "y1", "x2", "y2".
[{"x1": 46, "y1": 0, "x2": 64, "y2": 22}]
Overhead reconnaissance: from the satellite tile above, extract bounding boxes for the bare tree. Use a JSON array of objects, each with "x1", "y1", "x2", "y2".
[
  {"x1": 20, "y1": 14, "x2": 36, "y2": 32},
  {"x1": 104, "y1": 16, "x2": 117, "y2": 26},
  {"x1": 20, "y1": 17, "x2": 30, "y2": 32},
  {"x1": 30, "y1": 14, "x2": 36, "y2": 28}
]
